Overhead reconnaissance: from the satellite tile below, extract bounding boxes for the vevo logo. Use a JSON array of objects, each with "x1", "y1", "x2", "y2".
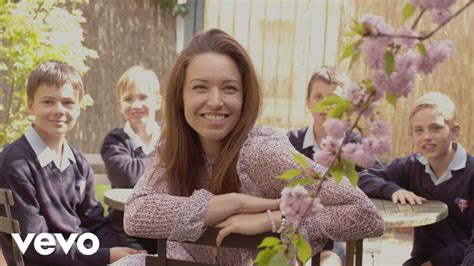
[{"x1": 12, "y1": 233, "x2": 99, "y2": 255}]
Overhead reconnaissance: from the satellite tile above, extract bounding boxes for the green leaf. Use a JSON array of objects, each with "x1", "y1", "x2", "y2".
[
  {"x1": 418, "y1": 42, "x2": 427, "y2": 57},
  {"x1": 349, "y1": 50, "x2": 361, "y2": 69},
  {"x1": 351, "y1": 20, "x2": 365, "y2": 36},
  {"x1": 268, "y1": 252, "x2": 289, "y2": 266},
  {"x1": 327, "y1": 102, "x2": 349, "y2": 119},
  {"x1": 342, "y1": 159, "x2": 359, "y2": 187},
  {"x1": 330, "y1": 161, "x2": 345, "y2": 184},
  {"x1": 277, "y1": 169, "x2": 301, "y2": 180},
  {"x1": 384, "y1": 51, "x2": 395, "y2": 76},
  {"x1": 386, "y1": 92, "x2": 398, "y2": 107},
  {"x1": 362, "y1": 79, "x2": 375, "y2": 93},
  {"x1": 312, "y1": 94, "x2": 347, "y2": 113},
  {"x1": 257, "y1": 237, "x2": 281, "y2": 249},
  {"x1": 254, "y1": 248, "x2": 277, "y2": 266},
  {"x1": 296, "y1": 238, "x2": 312, "y2": 264},
  {"x1": 292, "y1": 152, "x2": 309, "y2": 169},
  {"x1": 402, "y1": 3, "x2": 417, "y2": 23},
  {"x1": 340, "y1": 39, "x2": 362, "y2": 62},
  {"x1": 288, "y1": 177, "x2": 316, "y2": 187},
  {"x1": 0, "y1": 63, "x2": 7, "y2": 71}
]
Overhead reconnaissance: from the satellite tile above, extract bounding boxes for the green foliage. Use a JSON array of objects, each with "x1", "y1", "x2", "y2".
[
  {"x1": 287, "y1": 177, "x2": 315, "y2": 187},
  {"x1": 418, "y1": 42, "x2": 427, "y2": 56},
  {"x1": 384, "y1": 51, "x2": 395, "y2": 76},
  {"x1": 160, "y1": 0, "x2": 188, "y2": 17},
  {"x1": 402, "y1": 3, "x2": 417, "y2": 23},
  {"x1": 312, "y1": 94, "x2": 350, "y2": 120},
  {"x1": 292, "y1": 152, "x2": 309, "y2": 169},
  {"x1": 0, "y1": 0, "x2": 98, "y2": 147},
  {"x1": 330, "y1": 160, "x2": 345, "y2": 184},
  {"x1": 342, "y1": 159, "x2": 358, "y2": 187},
  {"x1": 295, "y1": 237, "x2": 312, "y2": 264},
  {"x1": 386, "y1": 92, "x2": 398, "y2": 107},
  {"x1": 277, "y1": 169, "x2": 301, "y2": 180}
]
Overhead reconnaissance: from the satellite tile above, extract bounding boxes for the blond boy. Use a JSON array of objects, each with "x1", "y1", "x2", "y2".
[{"x1": 359, "y1": 92, "x2": 472, "y2": 266}]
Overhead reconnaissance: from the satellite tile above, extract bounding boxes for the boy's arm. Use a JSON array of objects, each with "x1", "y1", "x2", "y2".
[
  {"x1": 357, "y1": 158, "x2": 408, "y2": 199},
  {"x1": 0, "y1": 161, "x2": 111, "y2": 265},
  {"x1": 100, "y1": 131, "x2": 153, "y2": 188},
  {"x1": 462, "y1": 225, "x2": 474, "y2": 265},
  {"x1": 77, "y1": 161, "x2": 124, "y2": 248}
]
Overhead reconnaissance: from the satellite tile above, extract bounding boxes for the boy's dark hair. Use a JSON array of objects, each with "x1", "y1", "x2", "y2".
[{"x1": 27, "y1": 60, "x2": 84, "y2": 100}]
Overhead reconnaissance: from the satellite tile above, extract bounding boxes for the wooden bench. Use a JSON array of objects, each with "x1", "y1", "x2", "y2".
[{"x1": 83, "y1": 153, "x2": 110, "y2": 185}]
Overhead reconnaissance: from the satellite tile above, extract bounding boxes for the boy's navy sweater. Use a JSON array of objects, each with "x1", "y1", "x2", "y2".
[
  {"x1": 100, "y1": 128, "x2": 154, "y2": 231},
  {"x1": 358, "y1": 153, "x2": 474, "y2": 266},
  {"x1": 0, "y1": 136, "x2": 123, "y2": 266}
]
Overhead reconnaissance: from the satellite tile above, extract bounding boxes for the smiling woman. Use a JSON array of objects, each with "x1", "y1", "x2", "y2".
[{"x1": 113, "y1": 29, "x2": 384, "y2": 266}]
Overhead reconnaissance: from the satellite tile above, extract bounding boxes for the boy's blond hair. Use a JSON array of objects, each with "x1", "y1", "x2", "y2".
[
  {"x1": 116, "y1": 65, "x2": 160, "y2": 100},
  {"x1": 409, "y1": 92, "x2": 457, "y2": 127}
]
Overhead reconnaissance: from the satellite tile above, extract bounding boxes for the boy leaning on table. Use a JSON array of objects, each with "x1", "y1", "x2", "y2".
[
  {"x1": 0, "y1": 61, "x2": 144, "y2": 265},
  {"x1": 358, "y1": 92, "x2": 474, "y2": 266}
]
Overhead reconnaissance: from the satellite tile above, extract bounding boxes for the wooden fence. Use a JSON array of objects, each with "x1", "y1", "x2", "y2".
[
  {"x1": 67, "y1": 0, "x2": 177, "y2": 153},
  {"x1": 204, "y1": 0, "x2": 474, "y2": 159}
]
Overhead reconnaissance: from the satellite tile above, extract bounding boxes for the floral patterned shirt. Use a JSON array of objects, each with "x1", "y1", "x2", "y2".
[{"x1": 114, "y1": 127, "x2": 384, "y2": 265}]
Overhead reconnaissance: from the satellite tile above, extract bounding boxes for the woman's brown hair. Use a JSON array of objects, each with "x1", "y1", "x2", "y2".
[{"x1": 158, "y1": 29, "x2": 261, "y2": 196}]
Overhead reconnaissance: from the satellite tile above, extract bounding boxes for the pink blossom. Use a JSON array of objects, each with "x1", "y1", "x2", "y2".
[
  {"x1": 370, "y1": 120, "x2": 390, "y2": 138},
  {"x1": 397, "y1": 26, "x2": 419, "y2": 49},
  {"x1": 361, "y1": 38, "x2": 390, "y2": 69},
  {"x1": 323, "y1": 119, "x2": 348, "y2": 139},
  {"x1": 418, "y1": 40, "x2": 454, "y2": 74},
  {"x1": 314, "y1": 137, "x2": 341, "y2": 167},
  {"x1": 371, "y1": 51, "x2": 418, "y2": 97},
  {"x1": 355, "y1": 101, "x2": 378, "y2": 118},
  {"x1": 314, "y1": 150, "x2": 335, "y2": 168},
  {"x1": 409, "y1": 0, "x2": 435, "y2": 9},
  {"x1": 280, "y1": 185, "x2": 324, "y2": 224},
  {"x1": 433, "y1": 0, "x2": 455, "y2": 10},
  {"x1": 360, "y1": 14, "x2": 394, "y2": 36},
  {"x1": 343, "y1": 83, "x2": 366, "y2": 105},
  {"x1": 375, "y1": 137, "x2": 392, "y2": 154},
  {"x1": 342, "y1": 142, "x2": 376, "y2": 168},
  {"x1": 431, "y1": 9, "x2": 452, "y2": 24}
]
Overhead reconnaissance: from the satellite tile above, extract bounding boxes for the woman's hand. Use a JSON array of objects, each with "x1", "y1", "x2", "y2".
[
  {"x1": 215, "y1": 212, "x2": 272, "y2": 247},
  {"x1": 235, "y1": 194, "x2": 280, "y2": 214},
  {"x1": 109, "y1": 247, "x2": 147, "y2": 263}
]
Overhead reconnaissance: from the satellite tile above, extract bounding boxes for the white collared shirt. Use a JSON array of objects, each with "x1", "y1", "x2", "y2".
[
  {"x1": 123, "y1": 121, "x2": 160, "y2": 155},
  {"x1": 24, "y1": 124, "x2": 76, "y2": 172},
  {"x1": 302, "y1": 123, "x2": 320, "y2": 156},
  {"x1": 416, "y1": 143, "x2": 467, "y2": 186}
]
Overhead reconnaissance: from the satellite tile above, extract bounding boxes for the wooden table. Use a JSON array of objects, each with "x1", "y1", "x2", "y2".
[
  {"x1": 104, "y1": 188, "x2": 132, "y2": 211},
  {"x1": 103, "y1": 189, "x2": 449, "y2": 266}
]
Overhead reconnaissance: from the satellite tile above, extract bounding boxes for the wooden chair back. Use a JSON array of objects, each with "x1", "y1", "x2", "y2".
[
  {"x1": 0, "y1": 188, "x2": 24, "y2": 266},
  {"x1": 145, "y1": 227, "x2": 321, "y2": 266}
]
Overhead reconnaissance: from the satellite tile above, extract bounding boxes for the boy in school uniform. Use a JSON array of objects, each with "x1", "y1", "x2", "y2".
[
  {"x1": 358, "y1": 92, "x2": 473, "y2": 266},
  {"x1": 100, "y1": 65, "x2": 161, "y2": 253},
  {"x1": 0, "y1": 61, "x2": 143, "y2": 265},
  {"x1": 287, "y1": 66, "x2": 352, "y2": 266}
]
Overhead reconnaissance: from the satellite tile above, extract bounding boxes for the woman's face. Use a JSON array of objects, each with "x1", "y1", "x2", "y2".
[{"x1": 182, "y1": 52, "x2": 243, "y2": 156}]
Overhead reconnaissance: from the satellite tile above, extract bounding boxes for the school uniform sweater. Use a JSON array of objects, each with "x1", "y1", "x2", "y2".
[
  {"x1": 100, "y1": 127, "x2": 155, "y2": 232},
  {"x1": 0, "y1": 132, "x2": 123, "y2": 266},
  {"x1": 358, "y1": 145, "x2": 474, "y2": 266}
]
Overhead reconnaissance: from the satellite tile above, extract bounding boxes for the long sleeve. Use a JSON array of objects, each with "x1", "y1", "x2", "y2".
[
  {"x1": 76, "y1": 158, "x2": 124, "y2": 248},
  {"x1": 100, "y1": 129, "x2": 153, "y2": 188},
  {"x1": 357, "y1": 157, "x2": 412, "y2": 199},
  {"x1": 0, "y1": 156, "x2": 110, "y2": 266},
  {"x1": 463, "y1": 225, "x2": 474, "y2": 265},
  {"x1": 124, "y1": 159, "x2": 214, "y2": 242},
  {"x1": 240, "y1": 127, "x2": 384, "y2": 252}
]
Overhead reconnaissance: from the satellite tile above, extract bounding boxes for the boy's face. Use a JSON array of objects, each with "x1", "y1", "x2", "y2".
[
  {"x1": 27, "y1": 82, "x2": 81, "y2": 140},
  {"x1": 307, "y1": 80, "x2": 338, "y2": 129},
  {"x1": 117, "y1": 85, "x2": 160, "y2": 127},
  {"x1": 410, "y1": 107, "x2": 459, "y2": 162}
]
